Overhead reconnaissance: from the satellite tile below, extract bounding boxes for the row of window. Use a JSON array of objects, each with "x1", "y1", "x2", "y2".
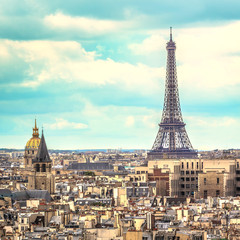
[
  {"x1": 181, "y1": 184, "x2": 198, "y2": 189},
  {"x1": 181, "y1": 162, "x2": 203, "y2": 169},
  {"x1": 136, "y1": 171, "x2": 148, "y2": 174},
  {"x1": 180, "y1": 171, "x2": 199, "y2": 175},
  {"x1": 180, "y1": 177, "x2": 198, "y2": 182},
  {"x1": 180, "y1": 191, "x2": 195, "y2": 196}
]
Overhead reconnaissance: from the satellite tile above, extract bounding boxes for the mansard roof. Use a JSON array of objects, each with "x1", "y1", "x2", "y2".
[{"x1": 67, "y1": 162, "x2": 113, "y2": 171}]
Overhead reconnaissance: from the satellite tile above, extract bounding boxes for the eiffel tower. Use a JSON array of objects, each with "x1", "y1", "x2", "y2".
[{"x1": 148, "y1": 28, "x2": 197, "y2": 159}]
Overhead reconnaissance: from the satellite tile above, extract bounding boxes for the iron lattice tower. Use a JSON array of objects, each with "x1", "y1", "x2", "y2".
[{"x1": 148, "y1": 28, "x2": 197, "y2": 159}]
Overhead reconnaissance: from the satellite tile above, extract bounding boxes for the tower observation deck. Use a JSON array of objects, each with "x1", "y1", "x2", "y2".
[{"x1": 148, "y1": 28, "x2": 197, "y2": 159}]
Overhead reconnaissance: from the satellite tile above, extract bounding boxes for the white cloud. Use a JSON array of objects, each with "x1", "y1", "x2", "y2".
[
  {"x1": 184, "y1": 115, "x2": 240, "y2": 150},
  {"x1": 176, "y1": 22, "x2": 240, "y2": 91},
  {"x1": 44, "y1": 12, "x2": 134, "y2": 35},
  {"x1": 45, "y1": 118, "x2": 88, "y2": 130},
  {"x1": 125, "y1": 116, "x2": 135, "y2": 127},
  {"x1": 0, "y1": 39, "x2": 163, "y2": 95},
  {"x1": 185, "y1": 116, "x2": 238, "y2": 127},
  {"x1": 129, "y1": 34, "x2": 166, "y2": 55}
]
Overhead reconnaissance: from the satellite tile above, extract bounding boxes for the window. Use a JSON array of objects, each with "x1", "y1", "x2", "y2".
[
  {"x1": 216, "y1": 190, "x2": 220, "y2": 197},
  {"x1": 186, "y1": 184, "x2": 190, "y2": 188},
  {"x1": 181, "y1": 177, "x2": 184, "y2": 181},
  {"x1": 217, "y1": 178, "x2": 219, "y2": 184},
  {"x1": 186, "y1": 171, "x2": 189, "y2": 175},
  {"x1": 141, "y1": 171, "x2": 145, "y2": 174},
  {"x1": 187, "y1": 162, "x2": 189, "y2": 169},
  {"x1": 181, "y1": 162, "x2": 184, "y2": 169},
  {"x1": 32, "y1": 150, "x2": 34, "y2": 154},
  {"x1": 186, "y1": 177, "x2": 190, "y2": 181},
  {"x1": 137, "y1": 171, "x2": 140, "y2": 174},
  {"x1": 35, "y1": 164, "x2": 40, "y2": 172},
  {"x1": 204, "y1": 190, "x2": 207, "y2": 198},
  {"x1": 191, "y1": 177, "x2": 195, "y2": 181},
  {"x1": 181, "y1": 171, "x2": 184, "y2": 175},
  {"x1": 237, "y1": 162, "x2": 240, "y2": 169},
  {"x1": 192, "y1": 162, "x2": 194, "y2": 169},
  {"x1": 181, "y1": 184, "x2": 185, "y2": 188},
  {"x1": 204, "y1": 178, "x2": 206, "y2": 185},
  {"x1": 197, "y1": 162, "x2": 199, "y2": 169},
  {"x1": 42, "y1": 164, "x2": 46, "y2": 172},
  {"x1": 202, "y1": 162, "x2": 203, "y2": 169},
  {"x1": 191, "y1": 171, "x2": 195, "y2": 175}
]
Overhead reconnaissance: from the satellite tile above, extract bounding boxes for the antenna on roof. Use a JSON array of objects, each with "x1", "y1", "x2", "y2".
[{"x1": 170, "y1": 27, "x2": 172, "y2": 41}]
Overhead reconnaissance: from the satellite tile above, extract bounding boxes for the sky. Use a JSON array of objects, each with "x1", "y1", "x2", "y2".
[{"x1": 1, "y1": 0, "x2": 240, "y2": 150}]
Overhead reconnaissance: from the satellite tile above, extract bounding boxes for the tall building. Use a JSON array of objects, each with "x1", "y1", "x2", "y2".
[
  {"x1": 24, "y1": 121, "x2": 55, "y2": 194},
  {"x1": 148, "y1": 28, "x2": 197, "y2": 160}
]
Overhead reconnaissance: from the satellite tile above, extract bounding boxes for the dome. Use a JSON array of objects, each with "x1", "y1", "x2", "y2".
[
  {"x1": 25, "y1": 119, "x2": 40, "y2": 149},
  {"x1": 26, "y1": 137, "x2": 40, "y2": 149}
]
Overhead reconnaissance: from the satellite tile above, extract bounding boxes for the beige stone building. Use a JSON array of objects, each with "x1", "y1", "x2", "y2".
[
  {"x1": 148, "y1": 157, "x2": 237, "y2": 198},
  {"x1": 198, "y1": 159, "x2": 236, "y2": 198},
  {"x1": 179, "y1": 158, "x2": 204, "y2": 197}
]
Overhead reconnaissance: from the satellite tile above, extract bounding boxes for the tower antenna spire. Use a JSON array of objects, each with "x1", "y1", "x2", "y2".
[{"x1": 148, "y1": 28, "x2": 197, "y2": 159}]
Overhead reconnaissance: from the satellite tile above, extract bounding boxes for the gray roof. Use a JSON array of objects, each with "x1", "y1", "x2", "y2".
[
  {"x1": 33, "y1": 131, "x2": 51, "y2": 163},
  {"x1": 0, "y1": 189, "x2": 12, "y2": 198},
  {"x1": 12, "y1": 190, "x2": 51, "y2": 202},
  {"x1": 67, "y1": 162, "x2": 113, "y2": 171}
]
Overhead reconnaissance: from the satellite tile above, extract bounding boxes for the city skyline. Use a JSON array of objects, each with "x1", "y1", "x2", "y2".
[{"x1": 1, "y1": 1, "x2": 240, "y2": 150}]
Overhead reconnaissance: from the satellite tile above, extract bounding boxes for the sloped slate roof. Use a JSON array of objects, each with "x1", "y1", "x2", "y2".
[{"x1": 33, "y1": 131, "x2": 51, "y2": 163}]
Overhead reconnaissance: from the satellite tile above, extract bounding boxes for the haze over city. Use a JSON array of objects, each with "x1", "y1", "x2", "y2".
[{"x1": 1, "y1": 0, "x2": 240, "y2": 150}]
